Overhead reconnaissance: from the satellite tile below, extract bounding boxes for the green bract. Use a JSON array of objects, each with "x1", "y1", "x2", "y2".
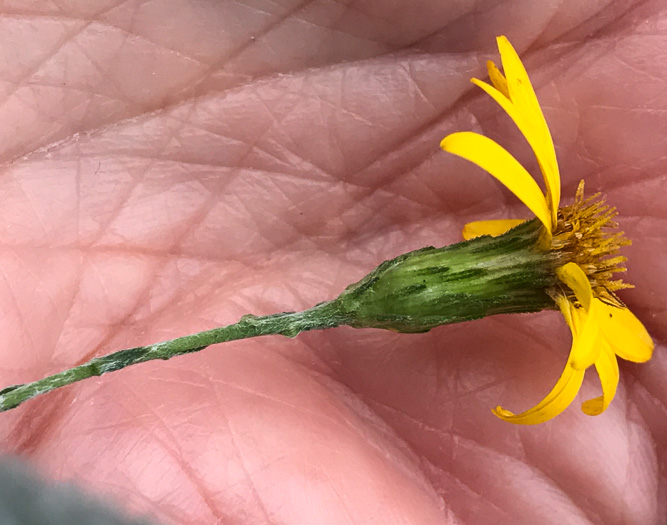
[{"x1": 338, "y1": 218, "x2": 560, "y2": 333}]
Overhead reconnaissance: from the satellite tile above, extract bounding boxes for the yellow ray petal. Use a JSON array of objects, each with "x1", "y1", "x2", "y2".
[
  {"x1": 581, "y1": 341, "x2": 619, "y2": 416},
  {"x1": 486, "y1": 60, "x2": 509, "y2": 98},
  {"x1": 471, "y1": 77, "x2": 559, "y2": 227},
  {"x1": 493, "y1": 364, "x2": 585, "y2": 424},
  {"x1": 496, "y1": 37, "x2": 542, "y2": 129},
  {"x1": 462, "y1": 219, "x2": 525, "y2": 240},
  {"x1": 495, "y1": 36, "x2": 561, "y2": 218},
  {"x1": 555, "y1": 294, "x2": 575, "y2": 330},
  {"x1": 555, "y1": 263, "x2": 601, "y2": 369},
  {"x1": 555, "y1": 263, "x2": 593, "y2": 310},
  {"x1": 597, "y1": 301, "x2": 654, "y2": 363},
  {"x1": 440, "y1": 132, "x2": 551, "y2": 231}
]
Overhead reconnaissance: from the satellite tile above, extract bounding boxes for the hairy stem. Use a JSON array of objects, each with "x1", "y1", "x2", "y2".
[{"x1": 0, "y1": 300, "x2": 347, "y2": 412}]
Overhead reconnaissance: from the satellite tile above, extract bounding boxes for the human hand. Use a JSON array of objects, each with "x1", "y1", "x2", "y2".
[{"x1": 0, "y1": 2, "x2": 664, "y2": 524}]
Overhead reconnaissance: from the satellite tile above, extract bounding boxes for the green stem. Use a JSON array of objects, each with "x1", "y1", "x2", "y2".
[{"x1": 0, "y1": 300, "x2": 347, "y2": 412}]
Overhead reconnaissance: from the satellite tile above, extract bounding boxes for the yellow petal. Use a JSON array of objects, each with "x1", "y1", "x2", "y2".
[
  {"x1": 597, "y1": 301, "x2": 654, "y2": 363},
  {"x1": 581, "y1": 341, "x2": 619, "y2": 416},
  {"x1": 555, "y1": 263, "x2": 592, "y2": 310},
  {"x1": 440, "y1": 132, "x2": 552, "y2": 231},
  {"x1": 495, "y1": 36, "x2": 561, "y2": 221},
  {"x1": 495, "y1": 289, "x2": 593, "y2": 424},
  {"x1": 493, "y1": 363, "x2": 585, "y2": 424},
  {"x1": 555, "y1": 263, "x2": 601, "y2": 369},
  {"x1": 471, "y1": 77, "x2": 559, "y2": 228},
  {"x1": 555, "y1": 294, "x2": 575, "y2": 331},
  {"x1": 496, "y1": 37, "x2": 542, "y2": 133},
  {"x1": 486, "y1": 60, "x2": 509, "y2": 98},
  {"x1": 571, "y1": 312, "x2": 601, "y2": 368},
  {"x1": 462, "y1": 219, "x2": 525, "y2": 240}
]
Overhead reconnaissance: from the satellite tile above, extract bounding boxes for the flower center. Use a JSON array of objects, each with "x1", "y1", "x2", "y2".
[{"x1": 551, "y1": 181, "x2": 632, "y2": 307}]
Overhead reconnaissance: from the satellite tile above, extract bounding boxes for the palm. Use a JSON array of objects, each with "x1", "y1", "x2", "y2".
[{"x1": 0, "y1": 2, "x2": 664, "y2": 524}]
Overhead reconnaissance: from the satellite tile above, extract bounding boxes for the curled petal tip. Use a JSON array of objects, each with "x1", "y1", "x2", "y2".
[
  {"x1": 492, "y1": 406, "x2": 515, "y2": 419},
  {"x1": 581, "y1": 396, "x2": 605, "y2": 416}
]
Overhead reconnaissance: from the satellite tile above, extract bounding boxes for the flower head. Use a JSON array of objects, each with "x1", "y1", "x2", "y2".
[{"x1": 440, "y1": 36, "x2": 654, "y2": 424}]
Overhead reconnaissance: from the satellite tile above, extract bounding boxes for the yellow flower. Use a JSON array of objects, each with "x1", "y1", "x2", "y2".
[{"x1": 440, "y1": 36, "x2": 654, "y2": 424}]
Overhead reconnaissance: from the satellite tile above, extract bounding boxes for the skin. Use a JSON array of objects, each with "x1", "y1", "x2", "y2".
[{"x1": 0, "y1": 1, "x2": 665, "y2": 524}]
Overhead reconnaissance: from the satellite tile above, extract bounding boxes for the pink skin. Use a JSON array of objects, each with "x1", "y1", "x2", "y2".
[{"x1": 0, "y1": 1, "x2": 664, "y2": 524}]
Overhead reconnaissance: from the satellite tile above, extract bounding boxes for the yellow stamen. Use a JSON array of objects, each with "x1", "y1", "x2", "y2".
[{"x1": 553, "y1": 181, "x2": 632, "y2": 300}]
